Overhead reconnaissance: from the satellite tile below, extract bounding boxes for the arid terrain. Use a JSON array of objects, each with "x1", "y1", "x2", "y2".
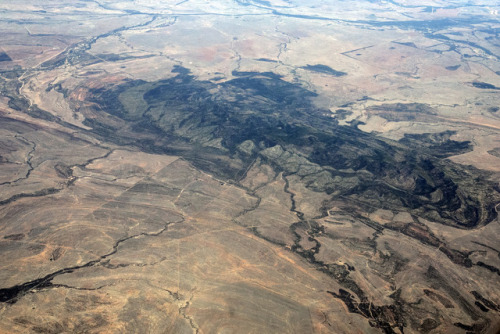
[{"x1": 0, "y1": 1, "x2": 499, "y2": 333}]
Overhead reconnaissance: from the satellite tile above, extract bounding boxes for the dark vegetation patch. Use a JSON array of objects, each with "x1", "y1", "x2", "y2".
[
  {"x1": 475, "y1": 261, "x2": 500, "y2": 276},
  {"x1": 487, "y1": 148, "x2": 500, "y2": 158},
  {"x1": 453, "y1": 321, "x2": 487, "y2": 333},
  {"x1": 426, "y1": 266, "x2": 480, "y2": 320},
  {"x1": 368, "y1": 103, "x2": 435, "y2": 122},
  {"x1": 3, "y1": 234, "x2": 25, "y2": 241},
  {"x1": 394, "y1": 41, "x2": 417, "y2": 48},
  {"x1": 301, "y1": 64, "x2": 347, "y2": 77},
  {"x1": 333, "y1": 109, "x2": 352, "y2": 120},
  {"x1": 423, "y1": 289, "x2": 454, "y2": 308},
  {"x1": 370, "y1": 103, "x2": 434, "y2": 114},
  {"x1": 472, "y1": 82, "x2": 499, "y2": 90},
  {"x1": 445, "y1": 65, "x2": 460, "y2": 71},
  {"x1": 255, "y1": 58, "x2": 277, "y2": 63},
  {"x1": 83, "y1": 66, "x2": 499, "y2": 229},
  {"x1": 0, "y1": 52, "x2": 12, "y2": 62},
  {"x1": 54, "y1": 163, "x2": 73, "y2": 179},
  {"x1": 399, "y1": 131, "x2": 472, "y2": 158},
  {"x1": 95, "y1": 53, "x2": 154, "y2": 62},
  {"x1": 395, "y1": 71, "x2": 417, "y2": 78},
  {"x1": 471, "y1": 291, "x2": 500, "y2": 312},
  {"x1": 327, "y1": 288, "x2": 405, "y2": 333},
  {"x1": 0, "y1": 68, "x2": 58, "y2": 123},
  {"x1": 419, "y1": 318, "x2": 440, "y2": 333}
]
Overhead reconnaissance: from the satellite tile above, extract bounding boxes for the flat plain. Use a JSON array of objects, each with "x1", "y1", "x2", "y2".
[{"x1": 0, "y1": 1, "x2": 499, "y2": 333}]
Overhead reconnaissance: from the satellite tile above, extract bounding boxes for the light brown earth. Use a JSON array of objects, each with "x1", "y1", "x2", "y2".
[{"x1": 0, "y1": 1, "x2": 499, "y2": 333}]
